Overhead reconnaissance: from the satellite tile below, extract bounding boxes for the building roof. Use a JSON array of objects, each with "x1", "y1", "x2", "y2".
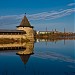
[
  {"x1": 16, "y1": 16, "x2": 33, "y2": 28},
  {"x1": 0, "y1": 29, "x2": 26, "y2": 33}
]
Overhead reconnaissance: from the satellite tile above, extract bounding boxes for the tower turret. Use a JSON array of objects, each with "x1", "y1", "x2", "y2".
[{"x1": 16, "y1": 15, "x2": 34, "y2": 41}]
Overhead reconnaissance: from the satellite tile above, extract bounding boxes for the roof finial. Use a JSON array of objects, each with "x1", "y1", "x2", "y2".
[{"x1": 25, "y1": 13, "x2": 26, "y2": 16}]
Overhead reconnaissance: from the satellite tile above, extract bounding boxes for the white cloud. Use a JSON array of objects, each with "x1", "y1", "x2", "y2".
[
  {"x1": 0, "y1": 14, "x2": 24, "y2": 20},
  {"x1": 68, "y1": 3, "x2": 75, "y2": 6},
  {"x1": 0, "y1": 8, "x2": 75, "y2": 21},
  {"x1": 0, "y1": 8, "x2": 75, "y2": 27},
  {"x1": 27, "y1": 8, "x2": 75, "y2": 20}
]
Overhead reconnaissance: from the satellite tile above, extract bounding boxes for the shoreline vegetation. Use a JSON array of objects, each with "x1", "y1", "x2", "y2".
[
  {"x1": 35, "y1": 32, "x2": 75, "y2": 39},
  {"x1": 0, "y1": 38, "x2": 30, "y2": 44},
  {"x1": 34, "y1": 33, "x2": 75, "y2": 42}
]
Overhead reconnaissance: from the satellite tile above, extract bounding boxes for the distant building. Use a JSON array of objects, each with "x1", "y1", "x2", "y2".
[
  {"x1": 36, "y1": 31, "x2": 52, "y2": 34},
  {"x1": 0, "y1": 15, "x2": 34, "y2": 41},
  {"x1": 36, "y1": 30, "x2": 61, "y2": 34}
]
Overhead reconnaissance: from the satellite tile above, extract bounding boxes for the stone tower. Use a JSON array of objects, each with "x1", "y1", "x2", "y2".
[{"x1": 16, "y1": 15, "x2": 34, "y2": 41}]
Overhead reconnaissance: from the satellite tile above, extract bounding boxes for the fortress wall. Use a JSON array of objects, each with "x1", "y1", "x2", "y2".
[
  {"x1": 0, "y1": 34, "x2": 26, "y2": 39},
  {"x1": 17, "y1": 27, "x2": 34, "y2": 41}
]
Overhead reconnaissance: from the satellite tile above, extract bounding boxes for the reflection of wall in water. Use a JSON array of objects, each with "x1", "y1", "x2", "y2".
[
  {"x1": 17, "y1": 42, "x2": 34, "y2": 55},
  {"x1": 0, "y1": 42, "x2": 34, "y2": 64},
  {"x1": 36, "y1": 38, "x2": 66, "y2": 45},
  {"x1": 0, "y1": 42, "x2": 26, "y2": 50}
]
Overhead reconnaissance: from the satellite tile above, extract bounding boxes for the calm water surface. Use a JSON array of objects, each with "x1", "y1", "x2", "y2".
[{"x1": 0, "y1": 40, "x2": 75, "y2": 75}]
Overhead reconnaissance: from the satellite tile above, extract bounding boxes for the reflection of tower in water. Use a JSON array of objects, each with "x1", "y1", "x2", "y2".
[
  {"x1": 19, "y1": 55, "x2": 30, "y2": 64},
  {"x1": 0, "y1": 42, "x2": 34, "y2": 74},
  {"x1": 0, "y1": 42, "x2": 34, "y2": 64},
  {"x1": 16, "y1": 42, "x2": 34, "y2": 64}
]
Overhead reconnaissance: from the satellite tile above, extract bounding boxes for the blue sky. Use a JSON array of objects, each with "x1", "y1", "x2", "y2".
[{"x1": 0, "y1": 0, "x2": 75, "y2": 32}]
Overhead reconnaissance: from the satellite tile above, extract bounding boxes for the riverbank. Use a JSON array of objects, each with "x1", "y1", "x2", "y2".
[{"x1": 35, "y1": 33, "x2": 75, "y2": 39}]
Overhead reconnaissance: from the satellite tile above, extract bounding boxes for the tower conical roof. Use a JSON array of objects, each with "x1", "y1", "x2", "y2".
[{"x1": 16, "y1": 15, "x2": 33, "y2": 28}]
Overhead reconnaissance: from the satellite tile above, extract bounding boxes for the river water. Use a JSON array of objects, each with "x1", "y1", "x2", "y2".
[{"x1": 0, "y1": 39, "x2": 75, "y2": 75}]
